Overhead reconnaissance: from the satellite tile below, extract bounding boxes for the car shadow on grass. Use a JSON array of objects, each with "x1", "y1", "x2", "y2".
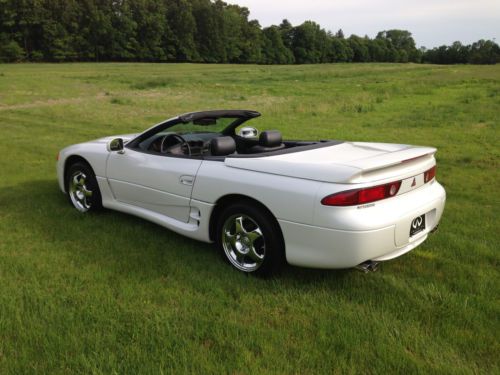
[{"x1": 1, "y1": 179, "x2": 353, "y2": 286}]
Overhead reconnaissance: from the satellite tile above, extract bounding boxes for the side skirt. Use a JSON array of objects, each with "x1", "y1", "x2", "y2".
[{"x1": 96, "y1": 176, "x2": 214, "y2": 243}]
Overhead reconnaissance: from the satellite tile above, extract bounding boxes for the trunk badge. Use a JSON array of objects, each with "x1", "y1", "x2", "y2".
[{"x1": 411, "y1": 178, "x2": 416, "y2": 187}]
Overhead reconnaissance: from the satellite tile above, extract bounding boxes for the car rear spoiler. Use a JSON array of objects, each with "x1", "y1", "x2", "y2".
[{"x1": 346, "y1": 147, "x2": 436, "y2": 183}]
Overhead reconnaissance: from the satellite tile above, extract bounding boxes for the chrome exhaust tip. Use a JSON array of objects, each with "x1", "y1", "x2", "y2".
[{"x1": 355, "y1": 260, "x2": 380, "y2": 273}]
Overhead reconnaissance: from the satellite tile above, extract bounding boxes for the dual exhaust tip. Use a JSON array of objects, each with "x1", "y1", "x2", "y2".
[
  {"x1": 356, "y1": 224, "x2": 440, "y2": 273},
  {"x1": 355, "y1": 260, "x2": 379, "y2": 273}
]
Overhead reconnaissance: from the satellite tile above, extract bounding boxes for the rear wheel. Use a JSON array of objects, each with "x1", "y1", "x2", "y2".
[
  {"x1": 216, "y1": 202, "x2": 285, "y2": 276},
  {"x1": 66, "y1": 162, "x2": 102, "y2": 213}
]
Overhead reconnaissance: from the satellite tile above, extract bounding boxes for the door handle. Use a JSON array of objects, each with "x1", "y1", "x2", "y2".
[{"x1": 180, "y1": 175, "x2": 194, "y2": 186}]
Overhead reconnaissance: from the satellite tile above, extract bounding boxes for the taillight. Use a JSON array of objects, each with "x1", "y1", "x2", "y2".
[
  {"x1": 424, "y1": 165, "x2": 436, "y2": 183},
  {"x1": 321, "y1": 181, "x2": 402, "y2": 206},
  {"x1": 56, "y1": 153, "x2": 60, "y2": 161}
]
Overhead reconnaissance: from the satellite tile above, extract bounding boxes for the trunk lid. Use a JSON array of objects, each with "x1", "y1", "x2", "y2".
[{"x1": 225, "y1": 142, "x2": 436, "y2": 184}]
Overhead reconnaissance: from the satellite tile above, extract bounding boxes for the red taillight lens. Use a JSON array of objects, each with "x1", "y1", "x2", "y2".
[
  {"x1": 321, "y1": 181, "x2": 401, "y2": 206},
  {"x1": 358, "y1": 185, "x2": 386, "y2": 203},
  {"x1": 56, "y1": 153, "x2": 60, "y2": 161},
  {"x1": 321, "y1": 190, "x2": 359, "y2": 206},
  {"x1": 424, "y1": 166, "x2": 436, "y2": 183}
]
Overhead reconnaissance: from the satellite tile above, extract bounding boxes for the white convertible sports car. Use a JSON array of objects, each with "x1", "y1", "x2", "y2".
[{"x1": 57, "y1": 110, "x2": 446, "y2": 275}]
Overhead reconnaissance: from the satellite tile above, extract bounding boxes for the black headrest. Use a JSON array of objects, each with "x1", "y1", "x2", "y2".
[
  {"x1": 210, "y1": 136, "x2": 236, "y2": 156},
  {"x1": 259, "y1": 130, "x2": 282, "y2": 147}
]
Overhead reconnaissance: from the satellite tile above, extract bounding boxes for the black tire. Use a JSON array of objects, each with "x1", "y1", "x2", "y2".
[
  {"x1": 215, "y1": 201, "x2": 285, "y2": 276},
  {"x1": 66, "y1": 161, "x2": 102, "y2": 212}
]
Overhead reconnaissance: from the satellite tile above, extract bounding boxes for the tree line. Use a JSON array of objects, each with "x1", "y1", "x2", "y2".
[
  {"x1": 0, "y1": 0, "x2": 498, "y2": 64},
  {"x1": 421, "y1": 40, "x2": 500, "y2": 65}
]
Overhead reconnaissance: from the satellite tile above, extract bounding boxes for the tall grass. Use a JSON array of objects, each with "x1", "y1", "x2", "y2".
[{"x1": 0, "y1": 63, "x2": 498, "y2": 374}]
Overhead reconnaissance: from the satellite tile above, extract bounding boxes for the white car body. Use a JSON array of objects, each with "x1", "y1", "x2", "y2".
[{"x1": 57, "y1": 111, "x2": 446, "y2": 270}]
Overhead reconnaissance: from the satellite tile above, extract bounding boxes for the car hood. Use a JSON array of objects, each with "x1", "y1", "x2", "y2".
[{"x1": 225, "y1": 142, "x2": 436, "y2": 184}]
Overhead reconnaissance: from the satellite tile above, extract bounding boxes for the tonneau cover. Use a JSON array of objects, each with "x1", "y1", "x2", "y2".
[{"x1": 225, "y1": 142, "x2": 436, "y2": 184}]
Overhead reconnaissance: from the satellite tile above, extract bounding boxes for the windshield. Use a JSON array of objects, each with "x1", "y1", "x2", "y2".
[
  {"x1": 134, "y1": 117, "x2": 243, "y2": 152},
  {"x1": 167, "y1": 117, "x2": 239, "y2": 135}
]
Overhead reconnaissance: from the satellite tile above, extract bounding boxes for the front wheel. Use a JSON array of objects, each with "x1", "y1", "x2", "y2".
[
  {"x1": 66, "y1": 162, "x2": 102, "y2": 213},
  {"x1": 216, "y1": 202, "x2": 285, "y2": 276}
]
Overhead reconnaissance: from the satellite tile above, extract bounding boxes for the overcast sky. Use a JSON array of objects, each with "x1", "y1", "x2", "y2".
[{"x1": 225, "y1": 0, "x2": 500, "y2": 48}]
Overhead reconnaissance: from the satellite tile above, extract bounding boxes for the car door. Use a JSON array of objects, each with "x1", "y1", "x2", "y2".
[{"x1": 106, "y1": 148, "x2": 201, "y2": 223}]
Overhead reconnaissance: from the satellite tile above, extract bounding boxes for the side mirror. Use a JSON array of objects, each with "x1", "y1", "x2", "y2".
[
  {"x1": 107, "y1": 138, "x2": 124, "y2": 153},
  {"x1": 238, "y1": 127, "x2": 258, "y2": 139}
]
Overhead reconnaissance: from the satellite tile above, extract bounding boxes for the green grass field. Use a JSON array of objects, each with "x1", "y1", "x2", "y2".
[{"x1": 0, "y1": 63, "x2": 498, "y2": 374}]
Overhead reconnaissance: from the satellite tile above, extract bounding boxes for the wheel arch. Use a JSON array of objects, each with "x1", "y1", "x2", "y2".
[
  {"x1": 63, "y1": 155, "x2": 93, "y2": 191},
  {"x1": 208, "y1": 194, "x2": 285, "y2": 246}
]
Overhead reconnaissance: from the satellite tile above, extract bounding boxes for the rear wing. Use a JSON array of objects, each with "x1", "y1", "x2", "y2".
[{"x1": 346, "y1": 147, "x2": 436, "y2": 183}]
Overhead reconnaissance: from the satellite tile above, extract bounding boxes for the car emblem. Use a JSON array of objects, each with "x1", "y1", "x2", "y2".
[
  {"x1": 411, "y1": 216, "x2": 423, "y2": 228},
  {"x1": 411, "y1": 178, "x2": 416, "y2": 187}
]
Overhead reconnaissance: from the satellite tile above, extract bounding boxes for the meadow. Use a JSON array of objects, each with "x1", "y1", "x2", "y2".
[{"x1": 0, "y1": 63, "x2": 498, "y2": 374}]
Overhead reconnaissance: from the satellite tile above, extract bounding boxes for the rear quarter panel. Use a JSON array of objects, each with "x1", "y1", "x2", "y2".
[{"x1": 192, "y1": 160, "x2": 323, "y2": 225}]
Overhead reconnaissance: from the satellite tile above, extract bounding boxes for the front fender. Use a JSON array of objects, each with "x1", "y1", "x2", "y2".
[{"x1": 57, "y1": 143, "x2": 109, "y2": 193}]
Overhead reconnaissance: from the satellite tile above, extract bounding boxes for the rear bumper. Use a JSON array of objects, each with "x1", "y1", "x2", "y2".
[{"x1": 279, "y1": 181, "x2": 446, "y2": 269}]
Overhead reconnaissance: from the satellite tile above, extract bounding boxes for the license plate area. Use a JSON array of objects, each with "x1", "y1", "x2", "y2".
[{"x1": 409, "y1": 214, "x2": 426, "y2": 237}]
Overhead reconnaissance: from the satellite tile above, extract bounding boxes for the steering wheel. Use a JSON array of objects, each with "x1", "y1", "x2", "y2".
[{"x1": 160, "y1": 134, "x2": 191, "y2": 156}]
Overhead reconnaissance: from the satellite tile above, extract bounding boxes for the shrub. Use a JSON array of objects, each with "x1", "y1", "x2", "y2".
[{"x1": 0, "y1": 39, "x2": 24, "y2": 62}]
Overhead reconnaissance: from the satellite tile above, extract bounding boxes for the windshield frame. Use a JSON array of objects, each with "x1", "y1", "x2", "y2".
[{"x1": 126, "y1": 110, "x2": 260, "y2": 150}]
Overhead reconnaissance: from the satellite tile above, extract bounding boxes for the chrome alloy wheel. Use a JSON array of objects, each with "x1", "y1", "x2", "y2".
[
  {"x1": 222, "y1": 214, "x2": 266, "y2": 272},
  {"x1": 69, "y1": 171, "x2": 93, "y2": 212}
]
